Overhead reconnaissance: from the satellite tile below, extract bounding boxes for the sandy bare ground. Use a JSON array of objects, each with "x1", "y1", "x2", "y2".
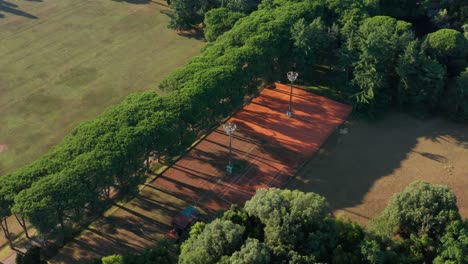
[{"x1": 288, "y1": 113, "x2": 468, "y2": 225}]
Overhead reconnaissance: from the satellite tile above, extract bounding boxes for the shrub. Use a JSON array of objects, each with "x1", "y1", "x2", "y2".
[{"x1": 101, "y1": 255, "x2": 124, "y2": 264}]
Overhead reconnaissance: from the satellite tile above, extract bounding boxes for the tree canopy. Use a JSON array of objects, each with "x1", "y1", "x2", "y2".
[
  {"x1": 423, "y1": 28, "x2": 468, "y2": 77},
  {"x1": 178, "y1": 184, "x2": 466, "y2": 264}
]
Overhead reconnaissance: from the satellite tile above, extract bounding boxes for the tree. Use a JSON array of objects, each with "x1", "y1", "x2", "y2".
[
  {"x1": 180, "y1": 188, "x2": 377, "y2": 263},
  {"x1": 344, "y1": 16, "x2": 414, "y2": 113},
  {"x1": 370, "y1": 181, "x2": 462, "y2": 262},
  {"x1": 371, "y1": 181, "x2": 460, "y2": 238},
  {"x1": 225, "y1": 238, "x2": 271, "y2": 264},
  {"x1": 426, "y1": 0, "x2": 468, "y2": 29},
  {"x1": 377, "y1": 0, "x2": 430, "y2": 20},
  {"x1": 168, "y1": 0, "x2": 207, "y2": 30},
  {"x1": 179, "y1": 219, "x2": 245, "y2": 264},
  {"x1": 324, "y1": 0, "x2": 375, "y2": 26},
  {"x1": 0, "y1": 197, "x2": 13, "y2": 248},
  {"x1": 290, "y1": 17, "x2": 332, "y2": 72},
  {"x1": 433, "y1": 220, "x2": 468, "y2": 264},
  {"x1": 204, "y1": 8, "x2": 245, "y2": 42},
  {"x1": 359, "y1": 235, "x2": 403, "y2": 264},
  {"x1": 102, "y1": 255, "x2": 124, "y2": 264},
  {"x1": 244, "y1": 188, "x2": 336, "y2": 261},
  {"x1": 332, "y1": 218, "x2": 365, "y2": 264},
  {"x1": 442, "y1": 68, "x2": 468, "y2": 121},
  {"x1": 423, "y1": 28, "x2": 468, "y2": 77},
  {"x1": 224, "y1": 0, "x2": 260, "y2": 13},
  {"x1": 396, "y1": 40, "x2": 446, "y2": 117}
]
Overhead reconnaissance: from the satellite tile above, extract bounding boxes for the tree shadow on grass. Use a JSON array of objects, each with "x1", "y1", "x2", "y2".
[
  {"x1": 113, "y1": 0, "x2": 170, "y2": 7},
  {"x1": 176, "y1": 29, "x2": 205, "y2": 41},
  {"x1": 0, "y1": 0, "x2": 38, "y2": 19},
  {"x1": 112, "y1": 0, "x2": 152, "y2": 4}
]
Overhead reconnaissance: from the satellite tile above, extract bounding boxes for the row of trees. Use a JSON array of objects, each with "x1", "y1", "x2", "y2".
[
  {"x1": 178, "y1": 182, "x2": 467, "y2": 264},
  {"x1": 0, "y1": 0, "x2": 328, "y2": 249}
]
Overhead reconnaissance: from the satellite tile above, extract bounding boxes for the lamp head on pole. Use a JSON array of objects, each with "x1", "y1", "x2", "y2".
[
  {"x1": 223, "y1": 122, "x2": 237, "y2": 136},
  {"x1": 287, "y1": 71, "x2": 298, "y2": 83}
]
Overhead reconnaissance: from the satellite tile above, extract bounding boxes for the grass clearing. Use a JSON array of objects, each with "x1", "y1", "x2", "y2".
[
  {"x1": 0, "y1": 0, "x2": 204, "y2": 174},
  {"x1": 287, "y1": 113, "x2": 468, "y2": 225}
]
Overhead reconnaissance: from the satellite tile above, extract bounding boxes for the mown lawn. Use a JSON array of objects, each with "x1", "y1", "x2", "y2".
[{"x1": 0, "y1": 0, "x2": 204, "y2": 174}]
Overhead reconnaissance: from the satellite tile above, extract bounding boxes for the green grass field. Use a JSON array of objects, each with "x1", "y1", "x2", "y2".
[{"x1": 0, "y1": 0, "x2": 204, "y2": 174}]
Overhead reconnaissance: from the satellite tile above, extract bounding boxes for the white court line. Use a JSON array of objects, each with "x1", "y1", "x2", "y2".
[
  {"x1": 238, "y1": 144, "x2": 258, "y2": 160},
  {"x1": 195, "y1": 178, "x2": 223, "y2": 205},
  {"x1": 221, "y1": 156, "x2": 260, "y2": 197},
  {"x1": 265, "y1": 169, "x2": 284, "y2": 187},
  {"x1": 194, "y1": 142, "x2": 261, "y2": 206}
]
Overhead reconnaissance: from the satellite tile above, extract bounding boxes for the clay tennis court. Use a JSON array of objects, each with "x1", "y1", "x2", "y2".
[
  {"x1": 152, "y1": 83, "x2": 352, "y2": 213},
  {"x1": 49, "y1": 83, "x2": 351, "y2": 263}
]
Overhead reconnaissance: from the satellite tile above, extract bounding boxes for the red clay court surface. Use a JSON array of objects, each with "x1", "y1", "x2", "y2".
[{"x1": 152, "y1": 83, "x2": 352, "y2": 213}]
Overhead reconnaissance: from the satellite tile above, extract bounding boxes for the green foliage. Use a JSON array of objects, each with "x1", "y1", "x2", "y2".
[
  {"x1": 434, "y1": 220, "x2": 468, "y2": 264},
  {"x1": 425, "y1": 1, "x2": 467, "y2": 29},
  {"x1": 396, "y1": 40, "x2": 446, "y2": 117},
  {"x1": 168, "y1": 0, "x2": 207, "y2": 30},
  {"x1": 357, "y1": 240, "x2": 394, "y2": 264},
  {"x1": 324, "y1": 0, "x2": 375, "y2": 26},
  {"x1": 360, "y1": 238, "x2": 386, "y2": 264},
  {"x1": 377, "y1": 0, "x2": 430, "y2": 20},
  {"x1": 179, "y1": 219, "x2": 245, "y2": 264},
  {"x1": 290, "y1": 17, "x2": 333, "y2": 73},
  {"x1": 224, "y1": 0, "x2": 261, "y2": 13},
  {"x1": 101, "y1": 255, "x2": 124, "y2": 264},
  {"x1": 423, "y1": 28, "x2": 468, "y2": 76},
  {"x1": 370, "y1": 181, "x2": 460, "y2": 238},
  {"x1": 93, "y1": 239, "x2": 175, "y2": 264},
  {"x1": 221, "y1": 204, "x2": 263, "y2": 239},
  {"x1": 376, "y1": 0, "x2": 467, "y2": 30},
  {"x1": 98, "y1": 183, "x2": 465, "y2": 264},
  {"x1": 244, "y1": 188, "x2": 332, "y2": 258},
  {"x1": 443, "y1": 68, "x2": 468, "y2": 121},
  {"x1": 369, "y1": 181, "x2": 462, "y2": 263},
  {"x1": 332, "y1": 218, "x2": 365, "y2": 264},
  {"x1": 180, "y1": 188, "x2": 371, "y2": 263},
  {"x1": 228, "y1": 238, "x2": 271, "y2": 263},
  {"x1": 168, "y1": 0, "x2": 260, "y2": 30},
  {"x1": 204, "y1": 8, "x2": 246, "y2": 42},
  {"x1": 344, "y1": 16, "x2": 414, "y2": 114}
]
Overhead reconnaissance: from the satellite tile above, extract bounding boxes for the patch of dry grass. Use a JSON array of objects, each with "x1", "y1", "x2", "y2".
[{"x1": 0, "y1": 0, "x2": 204, "y2": 174}]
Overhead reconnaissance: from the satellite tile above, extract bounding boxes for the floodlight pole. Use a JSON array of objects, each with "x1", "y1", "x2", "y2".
[
  {"x1": 228, "y1": 132, "x2": 232, "y2": 164},
  {"x1": 223, "y1": 122, "x2": 237, "y2": 173},
  {"x1": 286, "y1": 71, "x2": 298, "y2": 117}
]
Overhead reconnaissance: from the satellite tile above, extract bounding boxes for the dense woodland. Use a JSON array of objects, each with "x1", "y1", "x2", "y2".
[
  {"x1": 1, "y1": 0, "x2": 467, "y2": 262},
  {"x1": 97, "y1": 182, "x2": 467, "y2": 264}
]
